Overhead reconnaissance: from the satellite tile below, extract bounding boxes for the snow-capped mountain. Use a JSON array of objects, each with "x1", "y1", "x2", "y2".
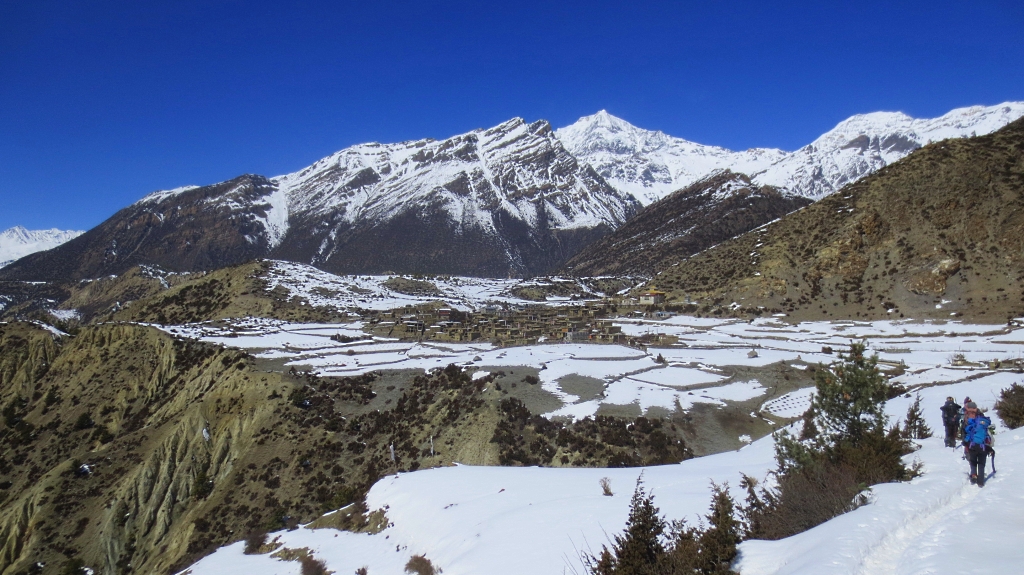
[
  {"x1": 557, "y1": 102, "x2": 1024, "y2": 204},
  {"x1": 1, "y1": 119, "x2": 638, "y2": 281},
  {"x1": 555, "y1": 110, "x2": 787, "y2": 205},
  {"x1": 752, "y1": 102, "x2": 1024, "y2": 199},
  {"x1": 278, "y1": 117, "x2": 634, "y2": 234},
  {"x1": 271, "y1": 117, "x2": 638, "y2": 276},
  {"x1": 0, "y1": 226, "x2": 84, "y2": 268},
  {"x1": 135, "y1": 180, "x2": 290, "y2": 248},
  {"x1": 0, "y1": 176, "x2": 282, "y2": 281}
]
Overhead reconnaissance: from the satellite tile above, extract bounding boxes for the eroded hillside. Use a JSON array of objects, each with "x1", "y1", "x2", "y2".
[{"x1": 0, "y1": 322, "x2": 703, "y2": 575}]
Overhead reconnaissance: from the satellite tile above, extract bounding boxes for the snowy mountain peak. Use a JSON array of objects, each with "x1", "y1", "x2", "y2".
[
  {"x1": 752, "y1": 101, "x2": 1024, "y2": 199},
  {"x1": 574, "y1": 109, "x2": 640, "y2": 133},
  {"x1": 0, "y1": 226, "x2": 84, "y2": 268},
  {"x1": 277, "y1": 115, "x2": 637, "y2": 234},
  {"x1": 560, "y1": 102, "x2": 1024, "y2": 205},
  {"x1": 556, "y1": 112, "x2": 785, "y2": 205}
]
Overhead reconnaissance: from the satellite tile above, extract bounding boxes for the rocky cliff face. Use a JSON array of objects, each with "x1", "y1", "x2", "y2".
[{"x1": 563, "y1": 171, "x2": 811, "y2": 277}]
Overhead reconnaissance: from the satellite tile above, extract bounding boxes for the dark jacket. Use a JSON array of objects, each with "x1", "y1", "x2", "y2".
[{"x1": 940, "y1": 400, "x2": 961, "y2": 426}]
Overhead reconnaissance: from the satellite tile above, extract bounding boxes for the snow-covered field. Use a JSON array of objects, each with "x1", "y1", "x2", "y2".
[
  {"x1": 262, "y1": 260, "x2": 620, "y2": 311},
  {"x1": 175, "y1": 318, "x2": 1024, "y2": 575},
  {"x1": 164, "y1": 316, "x2": 1024, "y2": 421},
  {"x1": 170, "y1": 314, "x2": 1024, "y2": 574}
]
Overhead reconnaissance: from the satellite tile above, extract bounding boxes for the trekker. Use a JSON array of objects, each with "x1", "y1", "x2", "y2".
[
  {"x1": 961, "y1": 402, "x2": 993, "y2": 486},
  {"x1": 957, "y1": 396, "x2": 973, "y2": 440},
  {"x1": 940, "y1": 396, "x2": 961, "y2": 447}
]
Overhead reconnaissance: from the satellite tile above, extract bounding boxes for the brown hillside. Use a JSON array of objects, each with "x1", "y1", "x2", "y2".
[
  {"x1": 648, "y1": 117, "x2": 1024, "y2": 322},
  {"x1": 563, "y1": 171, "x2": 811, "y2": 277}
]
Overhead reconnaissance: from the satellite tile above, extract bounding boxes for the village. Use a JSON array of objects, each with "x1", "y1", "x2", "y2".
[{"x1": 360, "y1": 290, "x2": 679, "y2": 348}]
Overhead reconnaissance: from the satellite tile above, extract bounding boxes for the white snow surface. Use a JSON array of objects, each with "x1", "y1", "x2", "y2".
[
  {"x1": 179, "y1": 338, "x2": 1024, "y2": 575},
  {"x1": 0, "y1": 226, "x2": 84, "y2": 268},
  {"x1": 557, "y1": 103, "x2": 1024, "y2": 204},
  {"x1": 262, "y1": 260, "x2": 619, "y2": 311}
]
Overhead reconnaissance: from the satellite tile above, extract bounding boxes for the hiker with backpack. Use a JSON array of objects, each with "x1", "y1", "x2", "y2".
[
  {"x1": 961, "y1": 402, "x2": 993, "y2": 486},
  {"x1": 940, "y1": 396, "x2": 961, "y2": 447}
]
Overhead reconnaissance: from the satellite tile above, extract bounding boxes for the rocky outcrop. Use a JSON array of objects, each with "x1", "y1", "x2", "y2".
[{"x1": 0, "y1": 322, "x2": 285, "y2": 574}]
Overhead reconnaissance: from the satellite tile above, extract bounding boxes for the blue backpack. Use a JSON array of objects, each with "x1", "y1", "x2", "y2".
[{"x1": 964, "y1": 416, "x2": 992, "y2": 451}]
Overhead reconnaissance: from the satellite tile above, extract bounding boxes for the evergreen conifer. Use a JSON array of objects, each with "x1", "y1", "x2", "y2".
[
  {"x1": 587, "y1": 476, "x2": 666, "y2": 575},
  {"x1": 810, "y1": 341, "x2": 890, "y2": 443},
  {"x1": 901, "y1": 393, "x2": 932, "y2": 439},
  {"x1": 697, "y1": 483, "x2": 740, "y2": 574}
]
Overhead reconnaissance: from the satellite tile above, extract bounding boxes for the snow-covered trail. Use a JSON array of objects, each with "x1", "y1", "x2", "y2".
[
  {"x1": 855, "y1": 478, "x2": 982, "y2": 575},
  {"x1": 737, "y1": 375, "x2": 1024, "y2": 575}
]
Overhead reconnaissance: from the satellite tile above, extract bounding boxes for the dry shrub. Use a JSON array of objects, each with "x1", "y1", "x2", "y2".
[
  {"x1": 742, "y1": 427, "x2": 914, "y2": 540},
  {"x1": 996, "y1": 383, "x2": 1024, "y2": 429},
  {"x1": 599, "y1": 477, "x2": 613, "y2": 496},
  {"x1": 243, "y1": 531, "x2": 268, "y2": 554},
  {"x1": 355, "y1": 568, "x2": 368, "y2": 575},
  {"x1": 300, "y1": 554, "x2": 329, "y2": 575},
  {"x1": 404, "y1": 554, "x2": 436, "y2": 575},
  {"x1": 742, "y1": 462, "x2": 866, "y2": 540}
]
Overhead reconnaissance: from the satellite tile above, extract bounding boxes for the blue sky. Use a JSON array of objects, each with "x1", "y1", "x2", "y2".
[{"x1": 1, "y1": 0, "x2": 1022, "y2": 231}]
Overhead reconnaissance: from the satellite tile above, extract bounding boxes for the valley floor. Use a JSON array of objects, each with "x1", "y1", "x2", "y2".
[{"x1": 177, "y1": 318, "x2": 1024, "y2": 575}]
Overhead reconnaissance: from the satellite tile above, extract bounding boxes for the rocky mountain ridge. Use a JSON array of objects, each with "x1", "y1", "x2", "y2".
[{"x1": 562, "y1": 171, "x2": 812, "y2": 277}]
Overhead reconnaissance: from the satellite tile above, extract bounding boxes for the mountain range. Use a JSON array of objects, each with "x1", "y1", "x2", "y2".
[
  {"x1": 2, "y1": 102, "x2": 1022, "y2": 281},
  {"x1": 0, "y1": 226, "x2": 83, "y2": 269}
]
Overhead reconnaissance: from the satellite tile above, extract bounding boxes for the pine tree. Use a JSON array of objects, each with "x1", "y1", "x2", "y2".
[
  {"x1": 614, "y1": 477, "x2": 666, "y2": 574},
  {"x1": 901, "y1": 393, "x2": 933, "y2": 439},
  {"x1": 662, "y1": 519, "x2": 701, "y2": 573},
  {"x1": 810, "y1": 341, "x2": 890, "y2": 444},
  {"x1": 697, "y1": 483, "x2": 740, "y2": 575},
  {"x1": 586, "y1": 476, "x2": 666, "y2": 575}
]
